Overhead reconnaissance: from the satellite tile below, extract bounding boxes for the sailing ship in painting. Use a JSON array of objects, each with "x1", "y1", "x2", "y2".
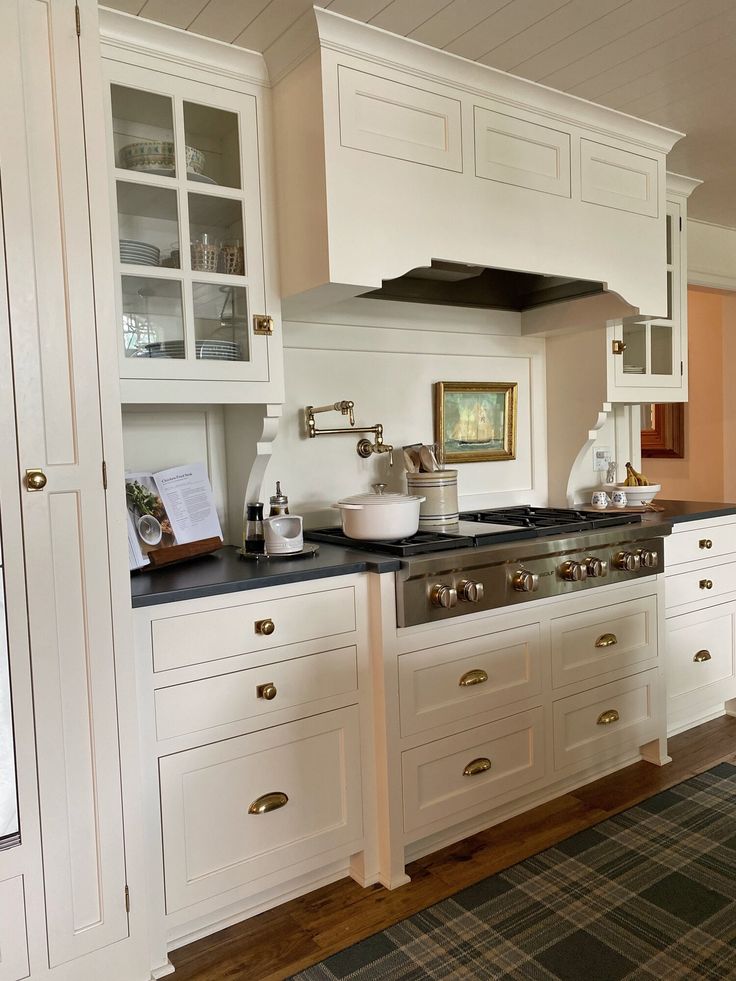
[{"x1": 451, "y1": 398, "x2": 500, "y2": 445}]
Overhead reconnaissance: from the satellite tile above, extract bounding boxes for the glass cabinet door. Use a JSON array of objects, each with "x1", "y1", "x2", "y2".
[
  {"x1": 612, "y1": 199, "x2": 683, "y2": 397},
  {"x1": 105, "y1": 68, "x2": 269, "y2": 389}
]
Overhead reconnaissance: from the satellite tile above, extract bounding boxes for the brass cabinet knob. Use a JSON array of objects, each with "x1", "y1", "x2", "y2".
[
  {"x1": 693, "y1": 649, "x2": 712, "y2": 663},
  {"x1": 699, "y1": 579, "x2": 713, "y2": 590},
  {"x1": 248, "y1": 792, "x2": 288, "y2": 814},
  {"x1": 595, "y1": 633, "x2": 618, "y2": 649},
  {"x1": 25, "y1": 469, "x2": 47, "y2": 491},
  {"x1": 463, "y1": 757, "x2": 492, "y2": 777},
  {"x1": 458, "y1": 668, "x2": 488, "y2": 688},
  {"x1": 255, "y1": 618, "x2": 275, "y2": 635},
  {"x1": 597, "y1": 709, "x2": 620, "y2": 726},
  {"x1": 699, "y1": 539, "x2": 713, "y2": 550},
  {"x1": 256, "y1": 682, "x2": 277, "y2": 700}
]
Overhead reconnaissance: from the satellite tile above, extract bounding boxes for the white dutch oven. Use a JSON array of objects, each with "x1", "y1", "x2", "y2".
[{"x1": 335, "y1": 487, "x2": 425, "y2": 540}]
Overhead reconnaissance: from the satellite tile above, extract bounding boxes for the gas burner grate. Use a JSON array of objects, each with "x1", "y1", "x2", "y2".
[
  {"x1": 304, "y1": 527, "x2": 475, "y2": 556},
  {"x1": 459, "y1": 505, "x2": 642, "y2": 536}
]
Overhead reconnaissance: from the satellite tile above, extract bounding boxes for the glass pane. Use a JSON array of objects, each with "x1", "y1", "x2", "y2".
[
  {"x1": 651, "y1": 324, "x2": 673, "y2": 375},
  {"x1": 122, "y1": 276, "x2": 184, "y2": 359},
  {"x1": 117, "y1": 183, "x2": 179, "y2": 269},
  {"x1": 193, "y1": 283, "x2": 249, "y2": 362},
  {"x1": 184, "y1": 102, "x2": 241, "y2": 188},
  {"x1": 0, "y1": 574, "x2": 19, "y2": 847},
  {"x1": 622, "y1": 322, "x2": 646, "y2": 375},
  {"x1": 189, "y1": 194, "x2": 245, "y2": 276},
  {"x1": 111, "y1": 85, "x2": 176, "y2": 177},
  {"x1": 666, "y1": 213, "x2": 672, "y2": 265},
  {"x1": 666, "y1": 270, "x2": 673, "y2": 321}
]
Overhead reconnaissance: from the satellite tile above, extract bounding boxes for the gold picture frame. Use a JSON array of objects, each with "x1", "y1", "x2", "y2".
[{"x1": 434, "y1": 381, "x2": 517, "y2": 464}]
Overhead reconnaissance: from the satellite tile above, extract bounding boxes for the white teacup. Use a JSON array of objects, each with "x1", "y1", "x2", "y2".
[
  {"x1": 591, "y1": 491, "x2": 610, "y2": 509},
  {"x1": 611, "y1": 489, "x2": 628, "y2": 508},
  {"x1": 263, "y1": 515, "x2": 303, "y2": 554}
]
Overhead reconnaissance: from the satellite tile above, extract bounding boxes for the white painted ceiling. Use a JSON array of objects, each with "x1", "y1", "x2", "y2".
[{"x1": 101, "y1": 0, "x2": 736, "y2": 226}]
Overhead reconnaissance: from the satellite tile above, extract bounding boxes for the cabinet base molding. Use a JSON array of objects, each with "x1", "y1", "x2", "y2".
[
  {"x1": 667, "y1": 705, "x2": 735, "y2": 739},
  {"x1": 150, "y1": 961, "x2": 175, "y2": 979},
  {"x1": 403, "y1": 744, "x2": 652, "y2": 868}
]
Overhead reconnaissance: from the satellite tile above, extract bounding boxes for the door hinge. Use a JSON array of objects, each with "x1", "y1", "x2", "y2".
[
  {"x1": 125, "y1": 885, "x2": 130, "y2": 913},
  {"x1": 681, "y1": 360, "x2": 684, "y2": 376},
  {"x1": 102, "y1": 461, "x2": 108, "y2": 490},
  {"x1": 75, "y1": 3, "x2": 81, "y2": 36},
  {"x1": 679, "y1": 216, "x2": 683, "y2": 231}
]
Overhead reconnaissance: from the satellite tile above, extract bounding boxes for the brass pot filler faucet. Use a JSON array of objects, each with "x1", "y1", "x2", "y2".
[{"x1": 304, "y1": 400, "x2": 394, "y2": 466}]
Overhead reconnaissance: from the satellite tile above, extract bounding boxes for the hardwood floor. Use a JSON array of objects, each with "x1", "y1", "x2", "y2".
[{"x1": 169, "y1": 715, "x2": 736, "y2": 981}]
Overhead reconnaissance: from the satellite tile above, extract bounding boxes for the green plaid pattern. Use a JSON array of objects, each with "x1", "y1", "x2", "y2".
[{"x1": 292, "y1": 764, "x2": 736, "y2": 980}]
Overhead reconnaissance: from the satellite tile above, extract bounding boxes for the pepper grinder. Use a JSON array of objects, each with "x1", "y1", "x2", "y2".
[
  {"x1": 269, "y1": 481, "x2": 289, "y2": 517},
  {"x1": 244, "y1": 502, "x2": 265, "y2": 554}
]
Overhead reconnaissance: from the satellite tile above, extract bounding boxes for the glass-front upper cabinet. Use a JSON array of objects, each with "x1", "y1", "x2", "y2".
[{"x1": 103, "y1": 62, "x2": 275, "y2": 402}]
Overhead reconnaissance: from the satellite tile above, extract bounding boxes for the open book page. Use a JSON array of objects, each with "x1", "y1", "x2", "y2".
[
  {"x1": 125, "y1": 471, "x2": 177, "y2": 567},
  {"x1": 151, "y1": 463, "x2": 223, "y2": 545},
  {"x1": 127, "y1": 508, "x2": 150, "y2": 571}
]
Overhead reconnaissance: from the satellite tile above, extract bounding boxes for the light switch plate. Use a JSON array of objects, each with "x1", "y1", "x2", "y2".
[{"x1": 593, "y1": 447, "x2": 612, "y2": 471}]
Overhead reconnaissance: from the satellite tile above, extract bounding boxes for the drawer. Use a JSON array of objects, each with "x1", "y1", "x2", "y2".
[
  {"x1": 159, "y1": 707, "x2": 363, "y2": 912},
  {"x1": 553, "y1": 669, "x2": 660, "y2": 771},
  {"x1": 402, "y1": 707, "x2": 544, "y2": 835},
  {"x1": 665, "y1": 561, "x2": 736, "y2": 610},
  {"x1": 151, "y1": 586, "x2": 356, "y2": 672},
  {"x1": 666, "y1": 523, "x2": 736, "y2": 567},
  {"x1": 667, "y1": 604, "x2": 736, "y2": 701},
  {"x1": 0, "y1": 875, "x2": 29, "y2": 981},
  {"x1": 398, "y1": 624, "x2": 541, "y2": 737},
  {"x1": 155, "y1": 646, "x2": 358, "y2": 741},
  {"x1": 551, "y1": 596, "x2": 656, "y2": 688}
]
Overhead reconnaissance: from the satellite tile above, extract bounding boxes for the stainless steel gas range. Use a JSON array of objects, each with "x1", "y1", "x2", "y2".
[{"x1": 307, "y1": 506, "x2": 670, "y2": 627}]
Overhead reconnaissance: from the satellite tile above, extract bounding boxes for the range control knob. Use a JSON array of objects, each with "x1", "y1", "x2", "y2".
[
  {"x1": 559, "y1": 560, "x2": 587, "y2": 582},
  {"x1": 430, "y1": 584, "x2": 458, "y2": 609},
  {"x1": 612, "y1": 550, "x2": 641, "y2": 572},
  {"x1": 458, "y1": 579, "x2": 485, "y2": 604},
  {"x1": 637, "y1": 548, "x2": 659, "y2": 569},
  {"x1": 512, "y1": 570, "x2": 539, "y2": 593},
  {"x1": 585, "y1": 557, "x2": 608, "y2": 578}
]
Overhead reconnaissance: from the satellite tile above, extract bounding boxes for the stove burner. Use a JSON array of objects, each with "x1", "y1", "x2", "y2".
[
  {"x1": 459, "y1": 505, "x2": 642, "y2": 536},
  {"x1": 304, "y1": 528, "x2": 476, "y2": 556}
]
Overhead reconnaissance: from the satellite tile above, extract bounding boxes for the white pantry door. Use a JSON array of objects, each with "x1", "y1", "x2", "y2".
[{"x1": 0, "y1": 0, "x2": 128, "y2": 967}]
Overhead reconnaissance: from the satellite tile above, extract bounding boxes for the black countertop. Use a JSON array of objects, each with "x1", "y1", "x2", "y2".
[
  {"x1": 130, "y1": 544, "x2": 401, "y2": 608},
  {"x1": 646, "y1": 500, "x2": 736, "y2": 524}
]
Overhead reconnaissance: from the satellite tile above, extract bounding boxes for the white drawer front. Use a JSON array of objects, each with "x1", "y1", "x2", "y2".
[
  {"x1": 402, "y1": 707, "x2": 544, "y2": 835},
  {"x1": 155, "y1": 645, "x2": 358, "y2": 742},
  {"x1": 553, "y1": 669, "x2": 660, "y2": 771},
  {"x1": 666, "y1": 523, "x2": 736, "y2": 567},
  {"x1": 398, "y1": 624, "x2": 541, "y2": 737},
  {"x1": 667, "y1": 607, "x2": 736, "y2": 701},
  {"x1": 152, "y1": 586, "x2": 356, "y2": 672},
  {"x1": 160, "y1": 707, "x2": 363, "y2": 912},
  {"x1": 580, "y1": 140, "x2": 659, "y2": 217},
  {"x1": 338, "y1": 66, "x2": 462, "y2": 172},
  {"x1": 474, "y1": 107, "x2": 570, "y2": 197},
  {"x1": 665, "y1": 562, "x2": 736, "y2": 610},
  {"x1": 0, "y1": 876, "x2": 29, "y2": 981},
  {"x1": 551, "y1": 596, "x2": 656, "y2": 688}
]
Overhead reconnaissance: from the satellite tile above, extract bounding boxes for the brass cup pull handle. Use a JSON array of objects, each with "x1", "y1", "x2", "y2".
[
  {"x1": 459, "y1": 669, "x2": 488, "y2": 688},
  {"x1": 248, "y1": 792, "x2": 288, "y2": 814},
  {"x1": 693, "y1": 649, "x2": 712, "y2": 663},
  {"x1": 699, "y1": 579, "x2": 713, "y2": 590},
  {"x1": 699, "y1": 539, "x2": 713, "y2": 550},
  {"x1": 597, "y1": 709, "x2": 620, "y2": 726},
  {"x1": 256, "y1": 682, "x2": 277, "y2": 700},
  {"x1": 463, "y1": 757, "x2": 492, "y2": 777},
  {"x1": 255, "y1": 618, "x2": 275, "y2": 636},
  {"x1": 25, "y1": 469, "x2": 47, "y2": 491},
  {"x1": 595, "y1": 633, "x2": 618, "y2": 649}
]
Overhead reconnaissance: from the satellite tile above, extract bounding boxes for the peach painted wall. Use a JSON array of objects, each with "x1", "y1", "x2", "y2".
[{"x1": 644, "y1": 288, "x2": 724, "y2": 500}]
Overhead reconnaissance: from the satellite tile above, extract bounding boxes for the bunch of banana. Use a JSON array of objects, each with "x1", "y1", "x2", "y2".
[{"x1": 623, "y1": 462, "x2": 652, "y2": 487}]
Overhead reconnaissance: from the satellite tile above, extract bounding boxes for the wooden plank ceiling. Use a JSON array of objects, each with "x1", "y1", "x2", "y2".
[{"x1": 100, "y1": 0, "x2": 736, "y2": 226}]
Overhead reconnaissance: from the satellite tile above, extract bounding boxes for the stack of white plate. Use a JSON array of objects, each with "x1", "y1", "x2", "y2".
[
  {"x1": 120, "y1": 240, "x2": 161, "y2": 266},
  {"x1": 141, "y1": 339, "x2": 242, "y2": 360}
]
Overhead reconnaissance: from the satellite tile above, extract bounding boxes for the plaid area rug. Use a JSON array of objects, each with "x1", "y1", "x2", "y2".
[{"x1": 292, "y1": 763, "x2": 736, "y2": 981}]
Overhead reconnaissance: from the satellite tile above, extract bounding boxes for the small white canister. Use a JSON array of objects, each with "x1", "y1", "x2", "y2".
[{"x1": 406, "y1": 470, "x2": 459, "y2": 529}]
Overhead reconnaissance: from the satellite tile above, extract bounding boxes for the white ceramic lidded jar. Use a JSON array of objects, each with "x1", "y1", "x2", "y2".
[{"x1": 406, "y1": 470, "x2": 459, "y2": 528}]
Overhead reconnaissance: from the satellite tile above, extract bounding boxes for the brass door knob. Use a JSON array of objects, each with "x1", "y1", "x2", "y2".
[
  {"x1": 255, "y1": 618, "x2": 275, "y2": 635},
  {"x1": 256, "y1": 682, "x2": 277, "y2": 700},
  {"x1": 25, "y1": 469, "x2": 47, "y2": 491},
  {"x1": 699, "y1": 579, "x2": 713, "y2": 590},
  {"x1": 248, "y1": 792, "x2": 288, "y2": 814},
  {"x1": 699, "y1": 539, "x2": 713, "y2": 550}
]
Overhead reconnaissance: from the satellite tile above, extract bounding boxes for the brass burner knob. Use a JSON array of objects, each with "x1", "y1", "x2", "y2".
[
  {"x1": 560, "y1": 560, "x2": 587, "y2": 582},
  {"x1": 637, "y1": 548, "x2": 659, "y2": 569},
  {"x1": 585, "y1": 557, "x2": 607, "y2": 578},
  {"x1": 430, "y1": 584, "x2": 457, "y2": 609},
  {"x1": 511, "y1": 570, "x2": 539, "y2": 593},
  {"x1": 612, "y1": 550, "x2": 640, "y2": 572},
  {"x1": 458, "y1": 579, "x2": 484, "y2": 603}
]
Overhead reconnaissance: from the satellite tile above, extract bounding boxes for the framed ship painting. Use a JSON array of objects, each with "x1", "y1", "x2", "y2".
[{"x1": 434, "y1": 381, "x2": 517, "y2": 463}]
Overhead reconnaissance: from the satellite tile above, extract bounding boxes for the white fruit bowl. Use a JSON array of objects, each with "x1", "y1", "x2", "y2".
[{"x1": 608, "y1": 483, "x2": 661, "y2": 505}]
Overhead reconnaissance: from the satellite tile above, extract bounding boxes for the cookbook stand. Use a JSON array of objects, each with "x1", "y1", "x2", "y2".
[{"x1": 145, "y1": 536, "x2": 223, "y2": 568}]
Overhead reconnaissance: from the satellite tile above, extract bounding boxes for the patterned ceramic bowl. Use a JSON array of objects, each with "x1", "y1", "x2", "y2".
[{"x1": 120, "y1": 141, "x2": 206, "y2": 175}]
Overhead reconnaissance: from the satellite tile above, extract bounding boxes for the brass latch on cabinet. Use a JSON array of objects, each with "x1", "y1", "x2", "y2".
[
  {"x1": 611, "y1": 339, "x2": 627, "y2": 355},
  {"x1": 253, "y1": 314, "x2": 275, "y2": 336}
]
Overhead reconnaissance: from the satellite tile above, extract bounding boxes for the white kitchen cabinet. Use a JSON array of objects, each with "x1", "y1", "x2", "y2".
[
  {"x1": 664, "y1": 515, "x2": 736, "y2": 735},
  {"x1": 100, "y1": 11, "x2": 283, "y2": 405}
]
